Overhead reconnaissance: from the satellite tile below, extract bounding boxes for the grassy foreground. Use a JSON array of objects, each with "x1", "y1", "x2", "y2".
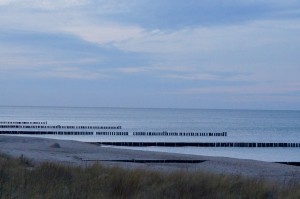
[{"x1": 0, "y1": 153, "x2": 299, "y2": 199}]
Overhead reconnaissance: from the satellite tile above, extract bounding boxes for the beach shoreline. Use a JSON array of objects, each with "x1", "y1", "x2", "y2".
[{"x1": 1, "y1": 135, "x2": 300, "y2": 183}]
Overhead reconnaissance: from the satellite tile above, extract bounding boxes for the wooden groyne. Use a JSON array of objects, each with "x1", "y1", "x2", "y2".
[
  {"x1": 0, "y1": 124, "x2": 122, "y2": 130},
  {"x1": 0, "y1": 121, "x2": 227, "y2": 137},
  {"x1": 93, "y1": 142, "x2": 300, "y2": 148},
  {"x1": 81, "y1": 159, "x2": 206, "y2": 164},
  {"x1": 0, "y1": 131, "x2": 129, "y2": 136},
  {"x1": 0, "y1": 121, "x2": 47, "y2": 125},
  {"x1": 0, "y1": 130, "x2": 226, "y2": 137},
  {"x1": 133, "y1": 131, "x2": 227, "y2": 137}
]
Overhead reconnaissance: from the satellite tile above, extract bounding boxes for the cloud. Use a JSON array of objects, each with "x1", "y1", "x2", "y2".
[
  {"x1": 184, "y1": 82, "x2": 300, "y2": 96},
  {"x1": 0, "y1": 2, "x2": 144, "y2": 45},
  {"x1": 0, "y1": 0, "x2": 13, "y2": 5},
  {"x1": 0, "y1": 0, "x2": 89, "y2": 8},
  {"x1": 35, "y1": 67, "x2": 107, "y2": 80},
  {"x1": 63, "y1": 24, "x2": 144, "y2": 44},
  {"x1": 114, "y1": 19, "x2": 300, "y2": 54},
  {"x1": 115, "y1": 65, "x2": 197, "y2": 75},
  {"x1": 162, "y1": 73, "x2": 220, "y2": 81},
  {"x1": 97, "y1": 0, "x2": 300, "y2": 29},
  {"x1": 0, "y1": 28, "x2": 153, "y2": 80},
  {"x1": 116, "y1": 67, "x2": 147, "y2": 74},
  {"x1": 0, "y1": 0, "x2": 299, "y2": 109},
  {"x1": 0, "y1": 63, "x2": 107, "y2": 80},
  {"x1": 1, "y1": 0, "x2": 299, "y2": 51}
]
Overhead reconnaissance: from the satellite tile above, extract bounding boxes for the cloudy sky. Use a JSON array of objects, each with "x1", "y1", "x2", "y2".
[{"x1": 0, "y1": 0, "x2": 300, "y2": 110}]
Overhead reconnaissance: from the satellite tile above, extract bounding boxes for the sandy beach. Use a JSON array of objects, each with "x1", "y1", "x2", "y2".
[{"x1": 1, "y1": 135, "x2": 300, "y2": 183}]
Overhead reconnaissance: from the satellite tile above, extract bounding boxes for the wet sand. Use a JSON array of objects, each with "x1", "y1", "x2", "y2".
[{"x1": 1, "y1": 135, "x2": 300, "y2": 183}]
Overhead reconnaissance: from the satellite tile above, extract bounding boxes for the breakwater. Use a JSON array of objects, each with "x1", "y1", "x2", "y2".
[
  {"x1": 133, "y1": 131, "x2": 227, "y2": 136},
  {"x1": 93, "y1": 142, "x2": 300, "y2": 148},
  {"x1": 81, "y1": 159, "x2": 206, "y2": 164},
  {"x1": 0, "y1": 130, "x2": 226, "y2": 137},
  {"x1": 0, "y1": 124, "x2": 122, "y2": 130},
  {"x1": 0, "y1": 121, "x2": 227, "y2": 137},
  {"x1": 0, "y1": 121, "x2": 228, "y2": 137}
]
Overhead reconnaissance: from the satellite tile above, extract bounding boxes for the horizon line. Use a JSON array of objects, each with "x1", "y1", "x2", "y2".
[{"x1": 0, "y1": 105, "x2": 299, "y2": 112}]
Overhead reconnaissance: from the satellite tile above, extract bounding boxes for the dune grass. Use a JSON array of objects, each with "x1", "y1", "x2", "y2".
[{"x1": 0, "y1": 152, "x2": 299, "y2": 199}]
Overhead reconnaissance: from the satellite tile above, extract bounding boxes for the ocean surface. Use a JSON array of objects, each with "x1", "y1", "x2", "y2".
[{"x1": 0, "y1": 106, "x2": 299, "y2": 162}]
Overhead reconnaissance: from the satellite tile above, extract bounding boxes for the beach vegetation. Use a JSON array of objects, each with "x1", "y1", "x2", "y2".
[{"x1": 0, "y1": 152, "x2": 299, "y2": 199}]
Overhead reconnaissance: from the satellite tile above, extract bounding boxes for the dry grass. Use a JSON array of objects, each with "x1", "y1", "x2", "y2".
[{"x1": 0, "y1": 152, "x2": 299, "y2": 199}]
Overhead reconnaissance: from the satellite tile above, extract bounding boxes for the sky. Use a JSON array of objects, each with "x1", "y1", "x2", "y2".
[{"x1": 0, "y1": 0, "x2": 300, "y2": 110}]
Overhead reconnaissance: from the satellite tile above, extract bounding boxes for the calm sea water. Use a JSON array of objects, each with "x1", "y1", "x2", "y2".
[{"x1": 0, "y1": 106, "x2": 300, "y2": 161}]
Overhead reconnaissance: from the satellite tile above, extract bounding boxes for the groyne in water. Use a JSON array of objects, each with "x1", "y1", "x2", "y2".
[
  {"x1": 1, "y1": 121, "x2": 299, "y2": 149},
  {"x1": 0, "y1": 121, "x2": 227, "y2": 137},
  {"x1": 0, "y1": 130, "x2": 227, "y2": 137},
  {"x1": 92, "y1": 142, "x2": 300, "y2": 148},
  {"x1": 81, "y1": 159, "x2": 206, "y2": 164},
  {"x1": 0, "y1": 124, "x2": 122, "y2": 130}
]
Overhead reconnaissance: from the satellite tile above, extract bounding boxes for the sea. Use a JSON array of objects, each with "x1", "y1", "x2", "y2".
[{"x1": 0, "y1": 106, "x2": 300, "y2": 162}]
